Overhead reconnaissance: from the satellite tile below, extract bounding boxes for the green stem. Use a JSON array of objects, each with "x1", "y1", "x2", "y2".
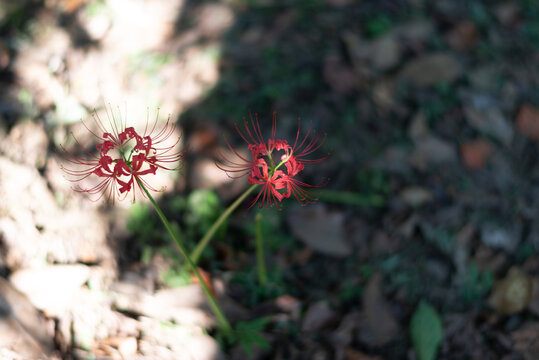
[
  {"x1": 191, "y1": 184, "x2": 259, "y2": 264},
  {"x1": 268, "y1": 153, "x2": 275, "y2": 172},
  {"x1": 137, "y1": 180, "x2": 232, "y2": 334},
  {"x1": 255, "y1": 212, "x2": 267, "y2": 286},
  {"x1": 316, "y1": 189, "x2": 386, "y2": 207}
]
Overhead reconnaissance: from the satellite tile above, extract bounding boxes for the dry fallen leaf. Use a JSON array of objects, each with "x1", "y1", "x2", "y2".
[
  {"x1": 370, "y1": 231, "x2": 400, "y2": 257},
  {"x1": 359, "y1": 273, "x2": 399, "y2": 346},
  {"x1": 398, "y1": 53, "x2": 462, "y2": 87},
  {"x1": 287, "y1": 205, "x2": 351, "y2": 257},
  {"x1": 410, "y1": 134, "x2": 457, "y2": 170},
  {"x1": 188, "y1": 123, "x2": 219, "y2": 152},
  {"x1": 366, "y1": 34, "x2": 401, "y2": 71},
  {"x1": 399, "y1": 186, "x2": 433, "y2": 207},
  {"x1": 393, "y1": 21, "x2": 434, "y2": 43},
  {"x1": 58, "y1": 0, "x2": 86, "y2": 13},
  {"x1": 302, "y1": 300, "x2": 337, "y2": 332},
  {"x1": 516, "y1": 104, "x2": 539, "y2": 140},
  {"x1": 275, "y1": 294, "x2": 302, "y2": 320},
  {"x1": 526, "y1": 277, "x2": 539, "y2": 316},
  {"x1": 460, "y1": 138, "x2": 494, "y2": 170},
  {"x1": 323, "y1": 55, "x2": 359, "y2": 95},
  {"x1": 0, "y1": 39, "x2": 9, "y2": 69},
  {"x1": 510, "y1": 322, "x2": 539, "y2": 360},
  {"x1": 495, "y1": 2, "x2": 521, "y2": 26},
  {"x1": 452, "y1": 224, "x2": 475, "y2": 278},
  {"x1": 408, "y1": 112, "x2": 429, "y2": 140},
  {"x1": 489, "y1": 267, "x2": 533, "y2": 315},
  {"x1": 191, "y1": 267, "x2": 216, "y2": 297},
  {"x1": 342, "y1": 31, "x2": 401, "y2": 72},
  {"x1": 345, "y1": 348, "x2": 384, "y2": 360},
  {"x1": 446, "y1": 21, "x2": 478, "y2": 52},
  {"x1": 332, "y1": 312, "x2": 361, "y2": 360},
  {"x1": 463, "y1": 106, "x2": 513, "y2": 146}
]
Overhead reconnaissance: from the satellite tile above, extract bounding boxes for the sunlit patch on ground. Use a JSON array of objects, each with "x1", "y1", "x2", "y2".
[{"x1": 1, "y1": 0, "x2": 539, "y2": 359}]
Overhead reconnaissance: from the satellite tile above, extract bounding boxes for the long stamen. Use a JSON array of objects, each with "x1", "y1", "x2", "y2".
[
  {"x1": 58, "y1": 107, "x2": 185, "y2": 204},
  {"x1": 215, "y1": 112, "x2": 328, "y2": 209}
]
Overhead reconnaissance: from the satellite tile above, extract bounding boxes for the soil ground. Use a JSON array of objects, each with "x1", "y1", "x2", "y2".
[{"x1": 1, "y1": 1, "x2": 539, "y2": 359}]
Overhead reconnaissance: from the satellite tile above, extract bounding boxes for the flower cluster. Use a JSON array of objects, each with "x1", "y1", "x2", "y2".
[
  {"x1": 58, "y1": 108, "x2": 184, "y2": 203},
  {"x1": 217, "y1": 113, "x2": 329, "y2": 208}
]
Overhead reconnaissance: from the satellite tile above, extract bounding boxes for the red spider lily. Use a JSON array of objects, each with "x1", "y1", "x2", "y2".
[
  {"x1": 217, "y1": 112, "x2": 329, "y2": 208},
  {"x1": 58, "y1": 107, "x2": 185, "y2": 203},
  {"x1": 248, "y1": 158, "x2": 287, "y2": 208}
]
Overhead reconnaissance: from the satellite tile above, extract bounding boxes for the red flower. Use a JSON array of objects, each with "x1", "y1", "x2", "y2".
[
  {"x1": 217, "y1": 112, "x2": 329, "y2": 208},
  {"x1": 58, "y1": 108, "x2": 185, "y2": 203}
]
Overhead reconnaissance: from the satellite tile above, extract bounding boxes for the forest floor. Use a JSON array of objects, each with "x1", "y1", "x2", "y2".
[{"x1": 1, "y1": 0, "x2": 539, "y2": 359}]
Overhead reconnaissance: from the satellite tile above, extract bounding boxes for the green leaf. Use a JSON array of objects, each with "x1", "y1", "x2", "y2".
[
  {"x1": 410, "y1": 301, "x2": 444, "y2": 360},
  {"x1": 186, "y1": 189, "x2": 226, "y2": 237},
  {"x1": 160, "y1": 266, "x2": 191, "y2": 288},
  {"x1": 233, "y1": 317, "x2": 271, "y2": 356}
]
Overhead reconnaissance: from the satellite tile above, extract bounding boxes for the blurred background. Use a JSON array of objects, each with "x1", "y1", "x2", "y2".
[{"x1": 1, "y1": 0, "x2": 539, "y2": 359}]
